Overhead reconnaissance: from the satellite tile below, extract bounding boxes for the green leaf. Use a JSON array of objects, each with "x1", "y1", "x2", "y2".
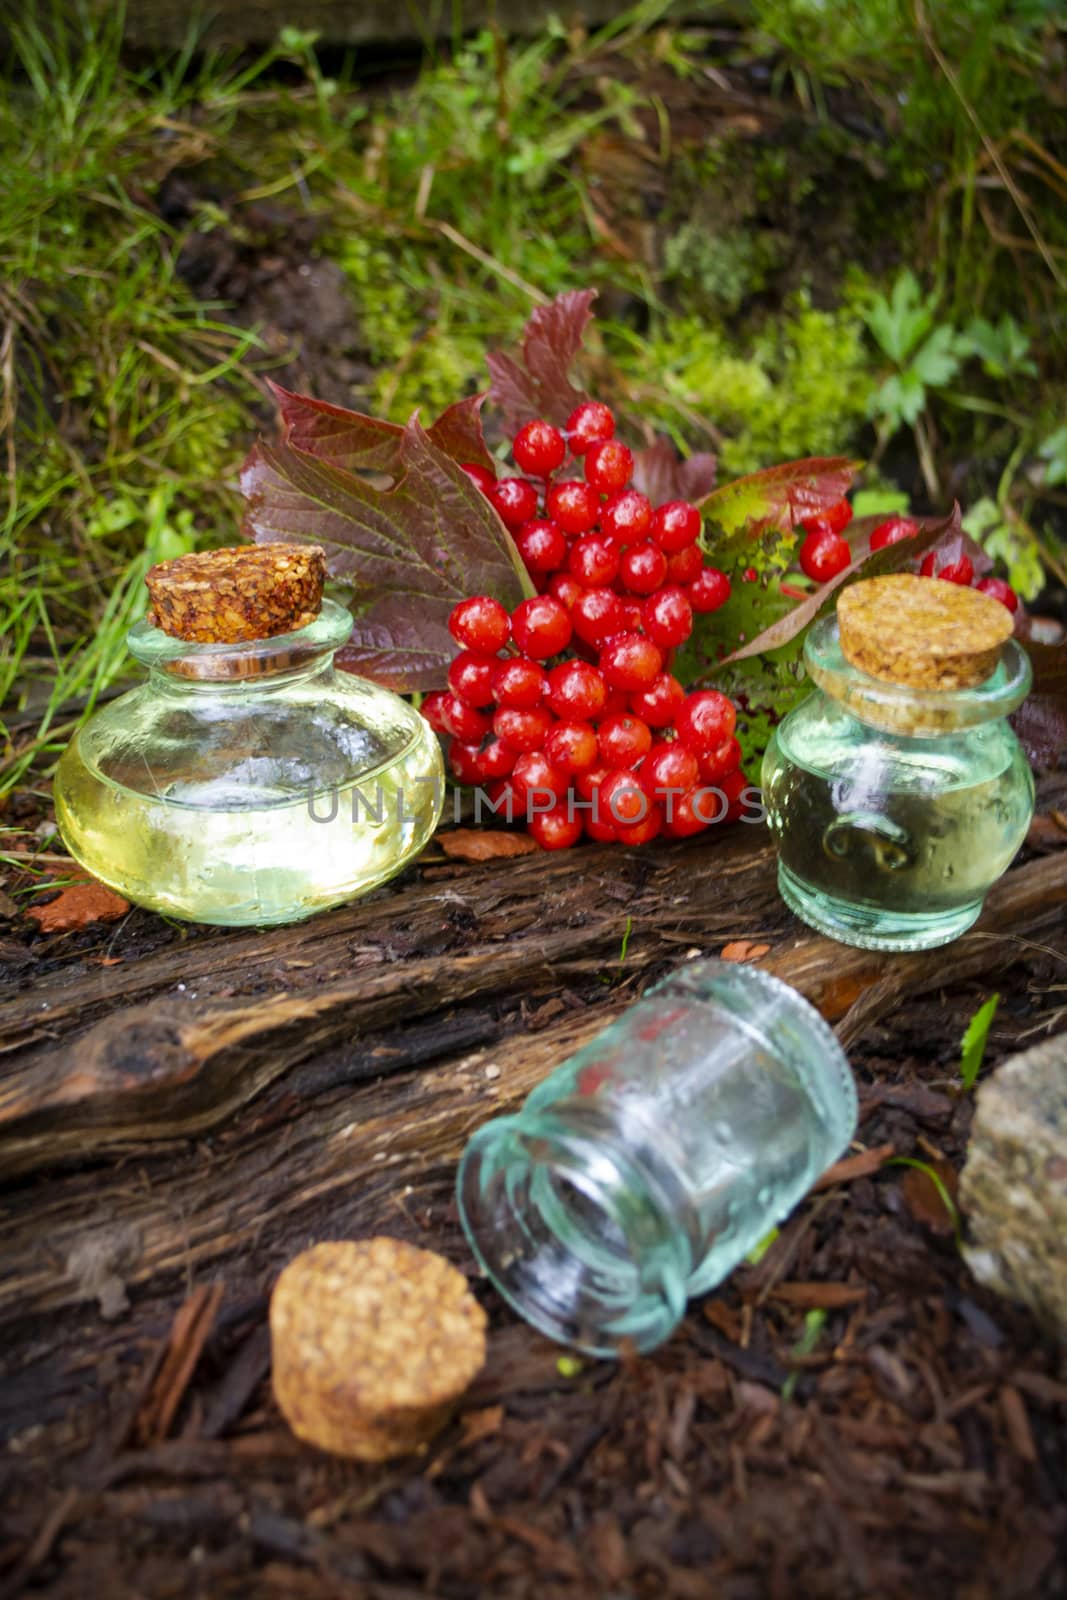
[
  {"x1": 964, "y1": 315, "x2": 1037, "y2": 379},
  {"x1": 782, "y1": 1308, "x2": 827, "y2": 1402},
  {"x1": 1039, "y1": 426, "x2": 1067, "y2": 487},
  {"x1": 960, "y1": 993, "x2": 1000, "y2": 1091},
  {"x1": 873, "y1": 370, "x2": 926, "y2": 429},
  {"x1": 864, "y1": 271, "x2": 936, "y2": 365},
  {"x1": 910, "y1": 324, "x2": 965, "y2": 390},
  {"x1": 240, "y1": 418, "x2": 533, "y2": 691}
]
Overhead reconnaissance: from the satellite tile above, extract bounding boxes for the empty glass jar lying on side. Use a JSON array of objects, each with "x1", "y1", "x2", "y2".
[
  {"x1": 458, "y1": 960, "x2": 856, "y2": 1356},
  {"x1": 55, "y1": 597, "x2": 444, "y2": 926},
  {"x1": 762, "y1": 574, "x2": 1034, "y2": 952}
]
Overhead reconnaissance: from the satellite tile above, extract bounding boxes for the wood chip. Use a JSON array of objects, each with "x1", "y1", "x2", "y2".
[
  {"x1": 719, "y1": 940, "x2": 772, "y2": 963},
  {"x1": 145, "y1": 544, "x2": 325, "y2": 643},
  {"x1": 769, "y1": 1282, "x2": 868, "y2": 1309},
  {"x1": 438, "y1": 829, "x2": 539, "y2": 861},
  {"x1": 26, "y1": 878, "x2": 130, "y2": 932},
  {"x1": 998, "y1": 1384, "x2": 1038, "y2": 1463},
  {"x1": 270, "y1": 1238, "x2": 487, "y2": 1462},
  {"x1": 812, "y1": 1142, "x2": 895, "y2": 1190},
  {"x1": 838, "y1": 574, "x2": 1012, "y2": 690},
  {"x1": 135, "y1": 1282, "x2": 225, "y2": 1446}
]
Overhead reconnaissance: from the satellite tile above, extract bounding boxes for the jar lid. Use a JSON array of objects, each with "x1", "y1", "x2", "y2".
[
  {"x1": 837, "y1": 573, "x2": 1013, "y2": 690},
  {"x1": 145, "y1": 543, "x2": 326, "y2": 644}
]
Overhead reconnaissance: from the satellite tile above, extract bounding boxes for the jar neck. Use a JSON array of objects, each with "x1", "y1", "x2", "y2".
[
  {"x1": 146, "y1": 649, "x2": 338, "y2": 696},
  {"x1": 457, "y1": 1102, "x2": 693, "y2": 1357},
  {"x1": 127, "y1": 595, "x2": 354, "y2": 691}
]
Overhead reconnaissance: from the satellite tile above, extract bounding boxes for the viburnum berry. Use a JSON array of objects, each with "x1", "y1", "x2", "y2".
[
  {"x1": 511, "y1": 595, "x2": 572, "y2": 659},
  {"x1": 869, "y1": 515, "x2": 919, "y2": 551},
  {"x1": 510, "y1": 750, "x2": 566, "y2": 812},
  {"x1": 675, "y1": 689, "x2": 736, "y2": 755},
  {"x1": 546, "y1": 658, "x2": 608, "y2": 721},
  {"x1": 598, "y1": 633, "x2": 663, "y2": 692},
  {"x1": 568, "y1": 534, "x2": 619, "y2": 588},
  {"x1": 419, "y1": 689, "x2": 451, "y2": 733},
  {"x1": 513, "y1": 418, "x2": 566, "y2": 477},
  {"x1": 571, "y1": 586, "x2": 626, "y2": 647},
  {"x1": 529, "y1": 805, "x2": 584, "y2": 851},
  {"x1": 447, "y1": 740, "x2": 485, "y2": 786},
  {"x1": 548, "y1": 571, "x2": 584, "y2": 609},
  {"x1": 664, "y1": 787, "x2": 715, "y2": 838},
  {"x1": 595, "y1": 685, "x2": 631, "y2": 721},
  {"x1": 477, "y1": 739, "x2": 518, "y2": 780},
  {"x1": 491, "y1": 656, "x2": 546, "y2": 709},
  {"x1": 566, "y1": 400, "x2": 615, "y2": 454},
  {"x1": 585, "y1": 438, "x2": 633, "y2": 494},
  {"x1": 460, "y1": 462, "x2": 496, "y2": 495},
  {"x1": 919, "y1": 551, "x2": 937, "y2": 578},
  {"x1": 448, "y1": 650, "x2": 497, "y2": 707},
  {"x1": 493, "y1": 705, "x2": 553, "y2": 753},
  {"x1": 650, "y1": 501, "x2": 701, "y2": 554},
  {"x1": 619, "y1": 541, "x2": 669, "y2": 596},
  {"x1": 800, "y1": 499, "x2": 853, "y2": 537},
  {"x1": 547, "y1": 479, "x2": 600, "y2": 535},
  {"x1": 516, "y1": 518, "x2": 567, "y2": 574},
  {"x1": 629, "y1": 672, "x2": 686, "y2": 729},
  {"x1": 938, "y1": 555, "x2": 975, "y2": 586},
  {"x1": 575, "y1": 762, "x2": 612, "y2": 803},
  {"x1": 440, "y1": 693, "x2": 492, "y2": 743},
  {"x1": 449, "y1": 595, "x2": 510, "y2": 653},
  {"x1": 600, "y1": 769, "x2": 649, "y2": 827},
  {"x1": 696, "y1": 734, "x2": 742, "y2": 785},
  {"x1": 545, "y1": 719, "x2": 598, "y2": 774},
  {"x1": 601, "y1": 489, "x2": 652, "y2": 545},
  {"x1": 666, "y1": 544, "x2": 703, "y2": 584},
  {"x1": 642, "y1": 586, "x2": 693, "y2": 648},
  {"x1": 490, "y1": 476, "x2": 539, "y2": 530},
  {"x1": 619, "y1": 599, "x2": 645, "y2": 633},
  {"x1": 799, "y1": 530, "x2": 851, "y2": 583},
  {"x1": 585, "y1": 810, "x2": 620, "y2": 843},
  {"x1": 688, "y1": 567, "x2": 731, "y2": 613},
  {"x1": 719, "y1": 768, "x2": 749, "y2": 820},
  {"x1": 617, "y1": 807, "x2": 664, "y2": 847},
  {"x1": 597, "y1": 713, "x2": 652, "y2": 770},
  {"x1": 975, "y1": 575, "x2": 1019, "y2": 612},
  {"x1": 641, "y1": 740, "x2": 699, "y2": 799}
]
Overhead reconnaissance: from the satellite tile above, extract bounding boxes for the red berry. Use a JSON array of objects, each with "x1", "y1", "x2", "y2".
[
  {"x1": 477, "y1": 738, "x2": 518, "y2": 780},
  {"x1": 448, "y1": 650, "x2": 498, "y2": 707},
  {"x1": 742, "y1": 567, "x2": 758, "y2": 583},
  {"x1": 510, "y1": 750, "x2": 566, "y2": 813},
  {"x1": 513, "y1": 419, "x2": 566, "y2": 477},
  {"x1": 484, "y1": 776, "x2": 520, "y2": 822},
  {"x1": 585, "y1": 810, "x2": 619, "y2": 844},
  {"x1": 600, "y1": 489, "x2": 652, "y2": 545},
  {"x1": 585, "y1": 438, "x2": 633, "y2": 494},
  {"x1": 696, "y1": 734, "x2": 742, "y2": 785},
  {"x1": 599, "y1": 633, "x2": 663, "y2": 692},
  {"x1": 447, "y1": 740, "x2": 484, "y2": 786},
  {"x1": 919, "y1": 551, "x2": 938, "y2": 578},
  {"x1": 566, "y1": 400, "x2": 615, "y2": 454},
  {"x1": 545, "y1": 719, "x2": 598, "y2": 774},
  {"x1": 641, "y1": 740, "x2": 699, "y2": 799},
  {"x1": 529, "y1": 805, "x2": 583, "y2": 851},
  {"x1": 619, "y1": 600, "x2": 645, "y2": 633},
  {"x1": 595, "y1": 685, "x2": 631, "y2": 721},
  {"x1": 675, "y1": 689, "x2": 736, "y2": 756},
  {"x1": 799, "y1": 530, "x2": 851, "y2": 583},
  {"x1": 440, "y1": 693, "x2": 492, "y2": 743},
  {"x1": 548, "y1": 571, "x2": 584, "y2": 609},
  {"x1": 800, "y1": 499, "x2": 852, "y2": 537},
  {"x1": 939, "y1": 556, "x2": 974, "y2": 586},
  {"x1": 546, "y1": 658, "x2": 608, "y2": 721},
  {"x1": 719, "y1": 767, "x2": 749, "y2": 819},
  {"x1": 571, "y1": 586, "x2": 626, "y2": 646},
  {"x1": 667, "y1": 544, "x2": 703, "y2": 584},
  {"x1": 492, "y1": 705, "x2": 554, "y2": 752},
  {"x1": 547, "y1": 479, "x2": 600, "y2": 535},
  {"x1": 650, "y1": 501, "x2": 701, "y2": 554},
  {"x1": 420, "y1": 689, "x2": 450, "y2": 733},
  {"x1": 630, "y1": 672, "x2": 686, "y2": 729},
  {"x1": 619, "y1": 541, "x2": 669, "y2": 596},
  {"x1": 616, "y1": 807, "x2": 664, "y2": 847},
  {"x1": 975, "y1": 575, "x2": 1019, "y2": 613},
  {"x1": 569, "y1": 534, "x2": 620, "y2": 588},
  {"x1": 597, "y1": 713, "x2": 652, "y2": 769},
  {"x1": 869, "y1": 515, "x2": 919, "y2": 551},
  {"x1": 460, "y1": 462, "x2": 496, "y2": 495},
  {"x1": 643, "y1": 586, "x2": 693, "y2": 648},
  {"x1": 575, "y1": 762, "x2": 611, "y2": 802},
  {"x1": 490, "y1": 477, "x2": 539, "y2": 529},
  {"x1": 449, "y1": 595, "x2": 510, "y2": 653},
  {"x1": 511, "y1": 595, "x2": 572, "y2": 659},
  {"x1": 663, "y1": 787, "x2": 714, "y2": 838},
  {"x1": 688, "y1": 567, "x2": 731, "y2": 613},
  {"x1": 516, "y1": 518, "x2": 567, "y2": 574},
  {"x1": 600, "y1": 770, "x2": 650, "y2": 827},
  {"x1": 492, "y1": 656, "x2": 547, "y2": 708}
]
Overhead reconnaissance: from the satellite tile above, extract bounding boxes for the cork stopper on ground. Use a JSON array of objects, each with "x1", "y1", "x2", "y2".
[
  {"x1": 837, "y1": 573, "x2": 1013, "y2": 690},
  {"x1": 145, "y1": 543, "x2": 326, "y2": 644},
  {"x1": 270, "y1": 1238, "x2": 488, "y2": 1462}
]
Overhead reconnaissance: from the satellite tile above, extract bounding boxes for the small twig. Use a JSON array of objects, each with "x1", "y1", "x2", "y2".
[{"x1": 427, "y1": 220, "x2": 549, "y2": 305}]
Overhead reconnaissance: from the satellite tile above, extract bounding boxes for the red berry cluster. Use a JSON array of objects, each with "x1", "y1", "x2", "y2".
[
  {"x1": 422, "y1": 404, "x2": 747, "y2": 851},
  {"x1": 796, "y1": 501, "x2": 1018, "y2": 612}
]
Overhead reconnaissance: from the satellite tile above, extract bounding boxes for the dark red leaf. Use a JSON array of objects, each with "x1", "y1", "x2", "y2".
[
  {"x1": 631, "y1": 437, "x2": 717, "y2": 505},
  {"x1": 267, "y1": 383, "x2": 494, "y2": 472},
  {"x1": 485, "y1": 290, "x2": 596, "y2": 433},
  {"x1": 698, "y1": 456, "x2": 860, "y2": 548}
]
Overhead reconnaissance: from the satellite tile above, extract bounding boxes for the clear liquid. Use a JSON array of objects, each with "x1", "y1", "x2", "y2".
[{"x1": 56, "y1": 717, "x2": 444, "y2": 926}]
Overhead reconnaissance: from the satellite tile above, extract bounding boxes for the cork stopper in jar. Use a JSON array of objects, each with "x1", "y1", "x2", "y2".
[
  {"x1": 145, "y1": 543, "x2": 326, "y2": 644},
  {"x1": 270, "y1": 1238, "x2": 487, "y2": 1462},
  {"x1": 837, "y1": 574, "x2": 1013, "y2": 690}
]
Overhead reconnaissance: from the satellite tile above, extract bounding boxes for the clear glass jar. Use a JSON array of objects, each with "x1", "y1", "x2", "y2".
[
  {"x1": 54, "y1": 599, "x2": 444, "y2": 926},
  {"x1": 457, "y1": 960, "x2": 856, "y2": 1357},
  {"x1": 762, "y1": 614, "x2": 1034, "y2": 952}
]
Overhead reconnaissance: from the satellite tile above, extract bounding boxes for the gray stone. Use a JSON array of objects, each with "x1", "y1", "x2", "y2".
[{"x1": 960, "y1": 1031, "x2": 1067, "y2": 1338}]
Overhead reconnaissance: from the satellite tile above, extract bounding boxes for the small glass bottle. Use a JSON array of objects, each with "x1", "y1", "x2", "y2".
[
  {"x1": 457, "y1": 960, "x2": 856, "y2": 1356},
  {"x1": 762, "y1": 577, "x2": 1033, "y2": 952},
  {"x1": 55, "y1": 598, "x2": 444, "y2": 926}
]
